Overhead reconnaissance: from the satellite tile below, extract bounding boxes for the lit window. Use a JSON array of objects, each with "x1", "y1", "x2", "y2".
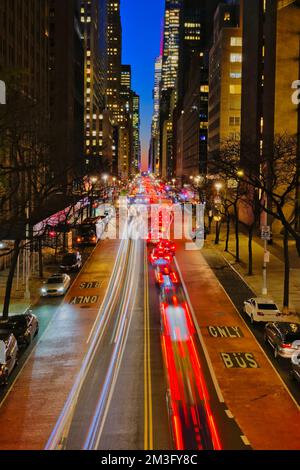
[
  {"x1": 230, "y1": 37, "x2": 242, "y2": 47},
  {"x1": 230, "y1": 84, "x2": 242, "y2": 94},
  {"x1": 230, "y1": 53, "x2": 242, "y2": 63}
]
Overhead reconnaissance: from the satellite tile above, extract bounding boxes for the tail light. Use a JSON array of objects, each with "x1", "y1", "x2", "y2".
[
  {"x1": 77, "y1": 237, "x2": 82, "y2": 243},
  {"x1": 281, "y1": 343, "x2": 292, "y2": 349},
  {"x1": 257, "y1": 312, "x2": 264, "y2": 316},
  {"x1": 92, "y1": 236, "x2": 97, "y2": 241}
]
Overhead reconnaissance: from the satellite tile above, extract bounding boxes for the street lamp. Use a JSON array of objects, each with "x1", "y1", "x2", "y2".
[
  {"x1": 214, "y1": 214, "x2": 222, "y2": 245},
  {"x1": 215, "y1": 182, "x2": 223, "y2": 193},
  {"x1": 102, "y1": 174, "x2": 109, "y2": 184}
]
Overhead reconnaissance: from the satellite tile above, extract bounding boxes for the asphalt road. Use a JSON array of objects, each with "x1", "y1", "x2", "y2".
[{"x1": 202, "y1": 247, "x2": 300, "y2": 406}]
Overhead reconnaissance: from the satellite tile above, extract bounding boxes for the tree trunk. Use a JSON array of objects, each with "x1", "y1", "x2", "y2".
[
  {"x1": 234, "y1": 203, "x2": 240, "y2": 262},
  {"x1": 248, "y1": 226, "x2": 253, "y2": 276},
  {"x1": 2, "y1": 239, "x2": 21, "y2": 319},
  {"x1": 38, "y1": 238, "x2": 43, "y2": 279},
  {"x1": 215, "y1": 222, "x2": 222, "y2": 245},
  {"x1": 225, "y1": 213, "x2": 230, "y2": 252},
  {"x1": 283, "y1": 226, "x2": 290, "y2": 310}
]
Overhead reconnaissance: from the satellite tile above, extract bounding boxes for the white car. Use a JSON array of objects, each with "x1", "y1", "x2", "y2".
[
  {"x1": 243, "y1": 298, "x2": 282, "y2": 324},
  {"x1": 41, "y1": 274, "x2": 71, "y2": 297}
]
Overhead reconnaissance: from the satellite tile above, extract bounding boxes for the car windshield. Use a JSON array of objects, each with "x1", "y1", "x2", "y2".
[
  {"x1": 285, "y1": 333, "x2": 300, "y2": 343},
  {"x1": 48, "y1": 277, "x2": 63, "y2": 284},
  {"x1": 257, "y1": 303, "x2": 278, "y2": 310},
  {"x1": 62, "y1": 255, "x2": 76, "y2": 264},
  {"x1": 0, "y1": 317, "x2": 26, "y2": 329}
]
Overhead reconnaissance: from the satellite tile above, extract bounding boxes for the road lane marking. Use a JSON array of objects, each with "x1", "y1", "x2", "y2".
[
  {"x1": 174, "y1": 257, "x2": 225, "y2": 404},
  {"x1": 144, "y1": 245, "x2": 153, "y2": 450},
  {"x1": 241, "y1": 435, "x2": 251, "y2": 446},
  {"x1": 225, "y1": 410, "x2": 234, "y2": 419},
  {"x1": 214, "y1": 255, "x2": 300, "y2": 411}
]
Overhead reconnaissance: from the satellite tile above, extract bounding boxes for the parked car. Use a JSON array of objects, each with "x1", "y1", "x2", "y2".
[
  {"x1": 60, "y1": 251, "x2": 82, "y2": 272},
  {"x1": 0, "y1": 332, "x2": 18, "y2": 385},
  {"x1": 41, "y1": 273, "x2": 71, "y2": 297},
  {"x1": 0, "y1": 312, "x2": 39, "y2": 347},
  {"x1": 264, "y1": 322, "x2": 300, "y2": 359},
  {"x1": 243, "y1": 298, "x2": 282, "y2": 324},
  {"x1": 291, "y1": 352, "x2": 300, "y2": 383}
]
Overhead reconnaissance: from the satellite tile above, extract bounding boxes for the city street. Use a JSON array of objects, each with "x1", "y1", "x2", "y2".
[{"x1": 1, "y1": 0, "x2": 300, "y2": 457}]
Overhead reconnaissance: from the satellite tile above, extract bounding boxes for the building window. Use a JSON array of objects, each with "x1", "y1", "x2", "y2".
[
  {"x1": 230, "y1": 84, "x2": 242, "y2": 94},
  {"x1": 229, "y1": 116, "x2": 241, "y2": 126},
  {"x1": 230, "y1": 72, "x2": 242, "y2": 79},
  {"x1": 230, "y1": 53, "x2": 242, "y2": 63},
  {"x1": 230, "y1": 37, "x2": 242, "y2": 47}
]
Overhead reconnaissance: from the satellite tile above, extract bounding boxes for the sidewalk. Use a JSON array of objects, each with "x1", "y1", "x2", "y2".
[{"x1": 206, "y1": 224, "x2": 300, "y2": 315}]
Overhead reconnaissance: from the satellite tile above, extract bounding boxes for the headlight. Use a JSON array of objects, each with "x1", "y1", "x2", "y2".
[
  {"x1": 41, "y1": 288, "x2": 47, "y2": 293},
  {"x1": 58, "y1": 287, "x2": 64, "y2": 293}
]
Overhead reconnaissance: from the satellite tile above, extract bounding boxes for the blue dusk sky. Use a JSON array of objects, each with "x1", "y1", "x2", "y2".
[{"x1": 121, "y1": 0, "x2": 165, "y2": 170}]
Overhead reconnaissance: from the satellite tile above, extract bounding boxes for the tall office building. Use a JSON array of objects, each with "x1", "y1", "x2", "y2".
[
  {"x1": 0, "y1": 0, "x2": 49, "y2": 109},
  {"x1": 241, "y1": 0, "x2": 300, "y2": 164},
  {"x1": 49, "y1": 0, "x2": 84, "y2": 183},
  {"x1": 208, "y1": 2, "x2": 242, "y2": 156},
  {"x1": 80, "y1": 0, "x2": 103, "y2": 168},
  {"x1": 0, "y1": 0, "x2": 50, "y2": 219},
  {"x1": 106, "y1": 0, "x2": 122, "y2": 124},
  {"x1": 174, "y1": 0, "x2": 221, "y2": 180},
  {"x1": 161, "y1": 0, "x2": 182, "y2": 93},
  {"x1": 120, "y1": 64, "x2": 132, "y2": 113},
  {"x1": 240, "y1": 0, "x2": 300, "y2": 228},
  {"x1": 159, "y1": 0, "x2": 183, "y2": 178},
  {"x1": 132, "y1": 92, "x2": 141, "y2": 174},
  {"x1": 150, "y1": 56, "x2": 162, "y2": 174}
]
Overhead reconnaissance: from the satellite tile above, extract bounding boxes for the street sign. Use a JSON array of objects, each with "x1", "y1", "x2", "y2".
[{"x1": 261, "y1": 226, "x2": 271, "y2": 241}]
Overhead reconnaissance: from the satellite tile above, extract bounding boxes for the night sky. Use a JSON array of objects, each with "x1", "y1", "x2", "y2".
[{"x1": 121, "y1": 0, "x2": 165, "y2": 170}]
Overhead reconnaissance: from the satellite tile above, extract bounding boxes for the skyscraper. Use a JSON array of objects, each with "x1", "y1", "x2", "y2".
[
  {"x1": 132, "y1": 92, "x2": 141, "y2": 174},
  {"x1": 106, "y1": 0, "x2": 122, "y2": 124},
  {"x1": 49, "y1": 0, "x2": 84, "y2": 183},
  {"x1": 208, "y1": 2, "x2": 242, "y2": 156},
  {"x1": 159, "y1": 0, "x2": 183, "y2": 178},
  {"x1": 150, "y1": 56, "x2": 162, "y2": 173},
  {"x1": 81, "y1": 0, "x2": 103, "y2": 168},
  {"x1": 174, "y1": 0, "x2": 224, "y2": 180}
]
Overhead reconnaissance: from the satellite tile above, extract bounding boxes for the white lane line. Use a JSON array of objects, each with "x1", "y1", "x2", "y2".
[
  {"x1": 225, "y1": 409, "x2": 234, "y2": 419},
  {"x1": 86, "y1": 237, "x2": 127, "y2": 344},
  {"x1": 174, "y1": 257, "x2": 225, "y2": 404},
  {"x1": 213, "y1": 254, "x2": 300, "y2": 411},
  {"x1": 86, "y1": 240, "x2": 141, "y2": 449},
  {"x1": 241, "y1": 435, "x2": 251, "y2": 446},
  {"x1": 46, "y1": 237, "x2": 131, "y2": 449}
]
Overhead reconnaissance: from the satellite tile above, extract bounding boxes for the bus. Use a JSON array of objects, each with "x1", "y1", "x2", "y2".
[{"x1": 76, "y1": 216, "x2": 108, "y2": 246}]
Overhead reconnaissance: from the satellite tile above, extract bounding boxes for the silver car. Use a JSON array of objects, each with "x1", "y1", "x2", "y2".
[
  {"x1": 0, "y1": 332, "x2": 18, "y2": 385},
  {"x1": 41, "y1": 273, "x2": 71, "y2": 297},
  {"x1": 264, "y1": 322, "x2": 300, "y2": 359}
]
